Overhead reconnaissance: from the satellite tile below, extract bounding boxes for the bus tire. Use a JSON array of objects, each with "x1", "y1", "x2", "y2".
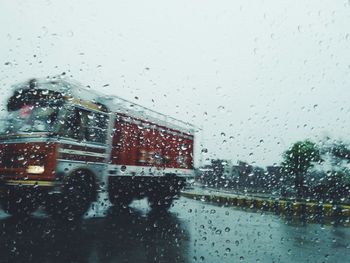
[
  {"x1": 108, "y1": 189, "x2": 133, "y2": 209},
  {"x1": 46, "y1": 171, "x2": 95, "y2": 221},
  {"x1": 108, "y1": 177, "x2": 133, "y2": 209},
  {"x1": 109, "y1": 194, "x2": 133, "y2": 209},
  {"x1": 148, "y1": 193, "x2": 174, "y2": 211}
]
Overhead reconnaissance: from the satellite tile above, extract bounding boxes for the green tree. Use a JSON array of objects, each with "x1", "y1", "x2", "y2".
[
  {"x1": 331, "y1": 142, "x2": 350, "y2": 160},
  {"x1": 282, "y1": 140, "x2": 321, "y2": 198}
]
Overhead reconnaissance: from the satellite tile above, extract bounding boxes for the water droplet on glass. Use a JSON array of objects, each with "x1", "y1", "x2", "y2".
[{"x1": 181, "y1": 144, "x2": 188, "y2": 150}]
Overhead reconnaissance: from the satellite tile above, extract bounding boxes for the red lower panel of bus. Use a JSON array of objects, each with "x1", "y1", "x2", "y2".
[
  {"x1": 0, "y1": 142, "x2": 58, "y2": 181},
  {"x1": 111, "y1": 115, "x2": 194, "y2": 169}
]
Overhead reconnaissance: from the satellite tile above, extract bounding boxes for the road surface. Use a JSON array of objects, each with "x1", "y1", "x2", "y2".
[{"x1": 0, "y1": 197, "x2": 349, "y2": 263}]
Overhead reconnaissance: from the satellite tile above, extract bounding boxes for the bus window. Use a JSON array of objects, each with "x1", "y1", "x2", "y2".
[
  {"x1": 85, "y1": 112, "x2": 108, "y2": 144},
  {"x1": 61, "y1": 108, "x2": 83, "y2": 140},
  {"x1": 61, "y1": 107, "x2": 108, "y2": 144},
  {"x1": 2, "y1": 104, "x2": 59, "y2": 134}
]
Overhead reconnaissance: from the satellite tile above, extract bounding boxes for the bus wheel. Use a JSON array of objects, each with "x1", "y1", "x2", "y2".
[
  {"x1": 47, "y1": 172, "x2": 95, "y2": 221},
  {"x1": 1, "y1": 190, "x2": 38, "y2": 217},
  {"x1": 108, "y1": 191, "x2": 133, "y2": 209},
  {"x1": 148, "y1": 193, "x2": 174, "y2": 211},
  {"x1": 108, "y1": 178, "x2": 133, "y2": 209}
]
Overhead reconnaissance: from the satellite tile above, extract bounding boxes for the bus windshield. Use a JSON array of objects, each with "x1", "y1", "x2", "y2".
[{"x1": 0, "y1": 104, "x2": 59, "y2": 134}]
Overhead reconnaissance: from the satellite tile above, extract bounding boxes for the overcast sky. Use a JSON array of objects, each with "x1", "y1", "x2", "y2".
[{"x1": 1, "y1": 0, "x2": 350, "y2": 167}]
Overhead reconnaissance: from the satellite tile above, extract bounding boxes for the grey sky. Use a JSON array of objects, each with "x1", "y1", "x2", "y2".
[{"x1": 1, "y1": 0, "x2": 350, "y2": 167}]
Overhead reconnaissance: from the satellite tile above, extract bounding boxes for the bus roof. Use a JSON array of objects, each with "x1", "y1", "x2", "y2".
[{"x1": 11, "y1": 78, "x2": 197, "y2": 135}]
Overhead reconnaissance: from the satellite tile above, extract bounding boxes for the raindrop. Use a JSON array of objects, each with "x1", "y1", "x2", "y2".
[
  {"x1": 201, "y1": 148, "x2": 208, "y2": 153},
  {"x1": 67, "y1": 30, "x2": 74, "y2": 37},
  {"x1": 181, "y1": 144, "x2": 188, "y2": 150},
  {"x1": 218, "y1": 105, "x2": 225, "y2": 112}
]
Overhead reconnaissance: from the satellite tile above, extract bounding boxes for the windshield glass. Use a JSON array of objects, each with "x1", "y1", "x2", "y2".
[
  {"x1": 1, "y1": 2, "x2": 350, "y2": 263},
  {"x1": 0, "y1": 104, "x2": 59, "y2": 134}
]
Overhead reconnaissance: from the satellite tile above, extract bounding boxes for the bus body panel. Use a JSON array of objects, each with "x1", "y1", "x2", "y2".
[{"x1": 0, "y1": 79, "x2": 195, "y2": 214}]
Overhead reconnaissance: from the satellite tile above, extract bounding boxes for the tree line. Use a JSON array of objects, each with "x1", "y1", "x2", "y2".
[{"x1": 197, "y1": 139, "x2": 350, "y2": 203}]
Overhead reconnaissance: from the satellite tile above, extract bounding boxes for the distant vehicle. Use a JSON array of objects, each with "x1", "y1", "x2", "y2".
[{"x1": 0, "y1": 78, "x2": 195, "y2": 219}]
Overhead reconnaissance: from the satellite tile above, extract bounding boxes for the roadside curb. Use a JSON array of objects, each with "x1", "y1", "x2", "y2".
[{"x1": 181, "y1": 191, "x2": 350, "y2": 220}]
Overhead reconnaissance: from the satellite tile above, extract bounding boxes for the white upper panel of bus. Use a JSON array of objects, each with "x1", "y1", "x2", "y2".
[{"x1": 11, "y1": 78, "x2": 196, "y2": 136}]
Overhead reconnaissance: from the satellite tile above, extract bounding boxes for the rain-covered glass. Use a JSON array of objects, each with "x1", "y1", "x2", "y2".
[
  {"x1": 0, "y1": 104, "x2": 59, "y2": 134},
  {"x1": 1, "y1": 1, "x2": 350, "y2": 263}
]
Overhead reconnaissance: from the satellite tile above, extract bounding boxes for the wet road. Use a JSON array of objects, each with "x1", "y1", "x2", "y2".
[{"x1": 0, "y1": 197, "x2": 349, "y2": 263}]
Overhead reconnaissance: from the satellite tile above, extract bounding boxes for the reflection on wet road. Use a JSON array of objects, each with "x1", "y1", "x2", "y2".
[
  {"x1": 0, "y1": 198, "x2": 349, "y2": 263},
  {"x1": 0, "y1": 205, "x2": 189, "y2": 263}
]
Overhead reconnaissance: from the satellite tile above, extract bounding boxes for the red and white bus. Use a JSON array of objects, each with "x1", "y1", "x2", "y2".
[{"x1": 0, "y1": 78, "x2": 195, "y2": 219}]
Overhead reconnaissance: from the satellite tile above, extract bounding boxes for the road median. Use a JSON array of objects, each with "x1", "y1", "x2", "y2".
[{"x1": 181, "y1": 190, "x2": 350, "y2": 222}]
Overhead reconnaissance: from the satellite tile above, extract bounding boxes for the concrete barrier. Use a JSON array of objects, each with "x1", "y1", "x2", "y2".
[{"x1": 181, "y1": 191, "x2": 350, "y2": 222}]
